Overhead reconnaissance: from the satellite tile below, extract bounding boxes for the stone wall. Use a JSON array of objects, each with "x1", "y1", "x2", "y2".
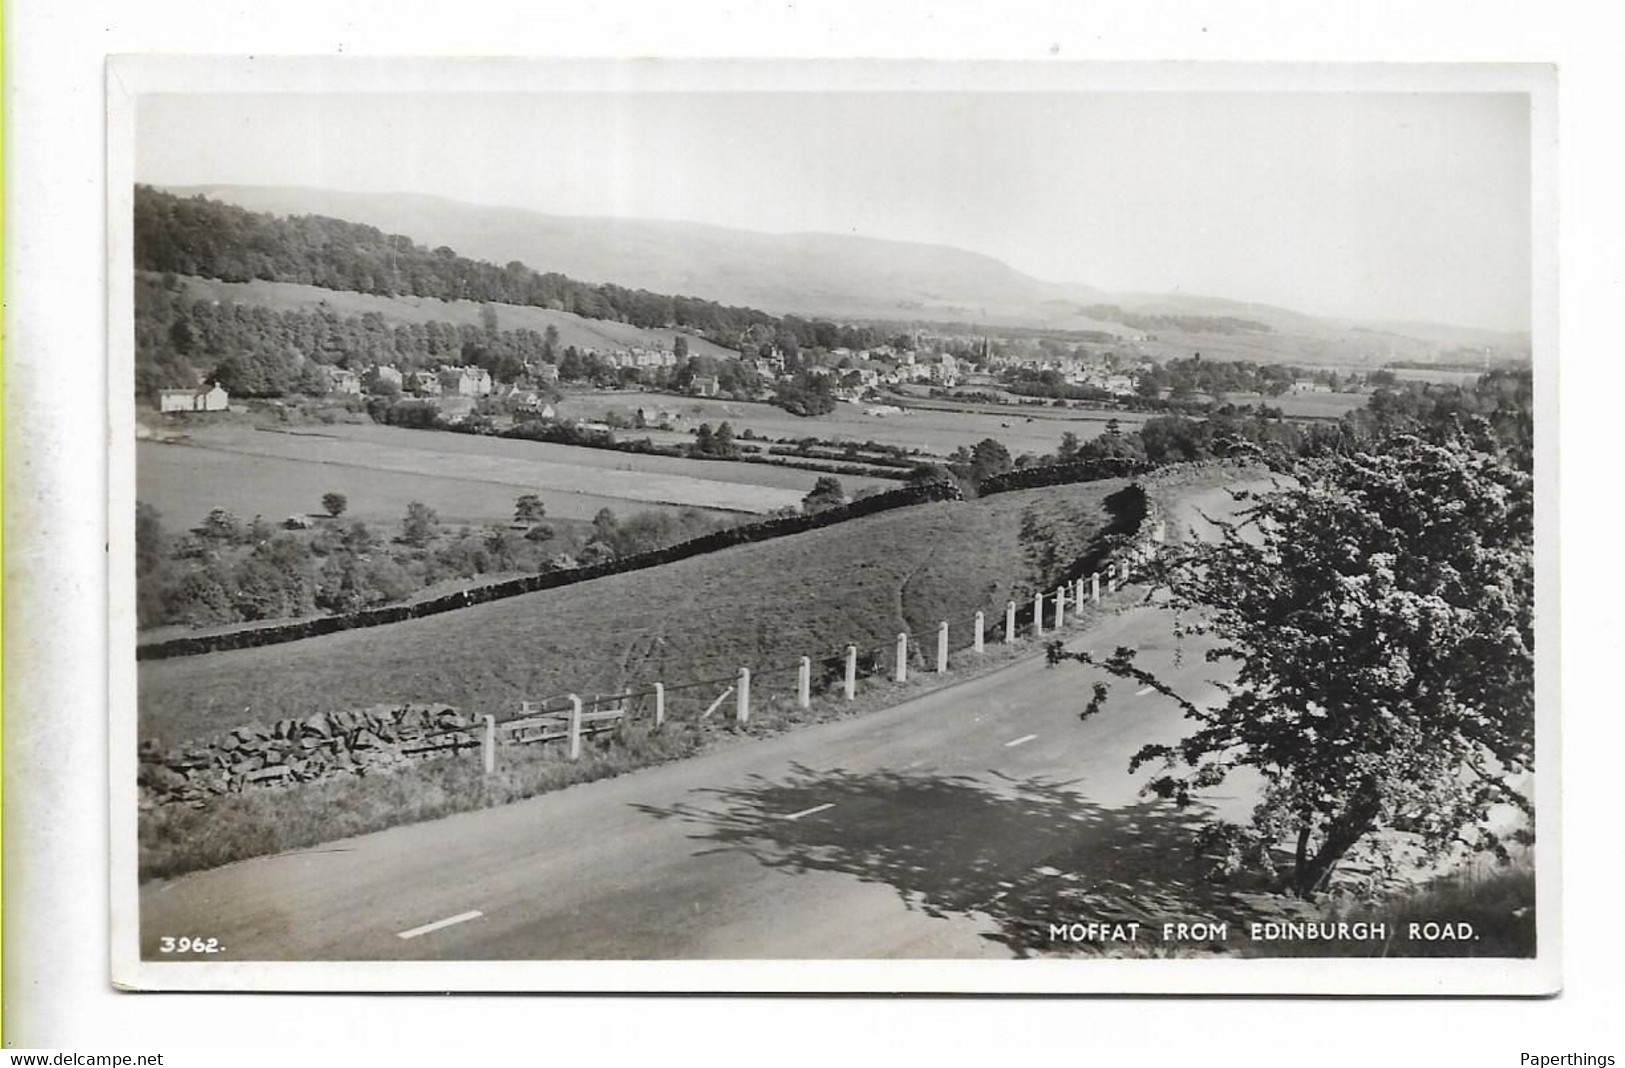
[{"x1": 138, "y1": 702, "x2": 481, "y2": 807}]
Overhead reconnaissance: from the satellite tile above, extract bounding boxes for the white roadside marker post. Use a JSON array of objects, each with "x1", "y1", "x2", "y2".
[
  {"x1": 654, "y1": 682, "x2": 665, "y2": 727},
  {"x1": 844, "y1": 644, "x2": 857, "y2": 701},
  {"x1": 1055, "y1": 585, "x2": 1067, "y2": 628},
  {"x1": 482, "y1": 714, "x2": 496, "y2": 775},
  {"x1": 1033, "y1": 591, "x2": 1045, "y2": 637},
  {"x1": 567, "y1": 694, "x2": 583, "y2": 761},
  {"x1": 798, "y1": 656, "x2": 811, "y2": 709},
  {"x1": 895, "y1": 632, "x2": 909, "y2": 683},
  {"x1": 937, "y1": 621, "x2": 949, "y2": 674},
  {"x1": 1092, "y1": 571, "x2": 1101, "y2": 604},
  {"x1": 1075, "y1": 576, "x2": 1086, "y2": 610},
  {"x1": 1004, "y1": 601, "x2": 1017, "y2": 645},
  {"x1": 974, "y1": 611, "x2": 985, "y2": 654},
  {"x1": 736, "y1": 667, "x2": 751, "y2": 724}
]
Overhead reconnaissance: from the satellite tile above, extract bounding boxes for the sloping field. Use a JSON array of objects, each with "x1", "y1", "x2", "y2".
[
  {"x1": 138, "y1": 480, "x2": 1127, "y2": 744},
  {"x1": 155, "y1": 272, "x2": 739, "y2": 359}
]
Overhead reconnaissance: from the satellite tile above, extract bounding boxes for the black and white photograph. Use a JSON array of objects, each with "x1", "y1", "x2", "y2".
[{"x1": 101, "y1": 58, "x2": 1555, "y2": 995}]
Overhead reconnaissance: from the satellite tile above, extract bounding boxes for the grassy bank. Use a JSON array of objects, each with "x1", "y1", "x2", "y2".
[
  {"x1": 139, "y1": 479, "x2": 1127, "y2": 745},
  {"x1": 139, "y1": 635, "x2": 1062, "y2": 881}
]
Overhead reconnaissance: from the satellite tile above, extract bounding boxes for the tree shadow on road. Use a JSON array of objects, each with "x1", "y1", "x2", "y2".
[{"x1": 632, "y1": 763, "x2": 1284, "y2": 957}]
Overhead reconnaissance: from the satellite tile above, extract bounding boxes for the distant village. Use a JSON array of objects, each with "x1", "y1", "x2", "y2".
[{"x1": 156, "y1": 328, "x2": 1356, "y2": 422}]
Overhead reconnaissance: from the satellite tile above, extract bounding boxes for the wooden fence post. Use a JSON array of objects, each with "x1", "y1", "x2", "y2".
[
  {"x1": 1005, "y1": 600, "x2": 1016, "y2": 645},
  {"x1": 895, "y1": 632, "x2": 908, "y2": 683},
  {"x1": 1092, "y1": 571, "x2": 1100, "y2": 603},
  {"x1": 736, "y1": 667, "x2": 751, "y2": 724},
  {"x1": 1075, "y1": 576, "x2": 1086, "y2": 611},
  {"x1": 654, "y1": 682, "x2": 665, "y2": 727},
  {"x1": 567, "y1": 694, "x2": 583, "y2": 761},
  {"x1": 482, "y1": 714, "x2": 496, "y2": 775},
  {"x1": 937, "y1": 621, "x2": 949, "y2": 674},
  {"x1": 974, "y1": 611, "x2": 985, "y2": 654},
  {"x1": 798, "y1": 656, "x2": 811, "y2": 708},
  {"x1": 1033, "y1": 591, "x2": 1045, "y2": 637},
  {"x1": 844, "y1": 644, "x2": 857, "y2": 701},
  {"x1": 1055, "y1": 585, "x2": 1067, "y2": 628}
]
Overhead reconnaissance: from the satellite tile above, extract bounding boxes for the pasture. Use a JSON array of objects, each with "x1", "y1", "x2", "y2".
[
  {"x1": 554, "y1": 390, "x2": 1145, "y2": 459},
  {"x1": 138, "y1": 478, "x2": 1126, "y2": 744},
  {"x1": 136, "y1": 422, "x2": 891, "y2": 531}
]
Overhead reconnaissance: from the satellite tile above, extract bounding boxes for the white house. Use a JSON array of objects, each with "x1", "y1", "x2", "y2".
[
  {"x1": 157, "y1": 383, "x2": 229, "y2": 413},
  {"x1": 440, "y1": 365, "x2": 493, "y2": 396}
]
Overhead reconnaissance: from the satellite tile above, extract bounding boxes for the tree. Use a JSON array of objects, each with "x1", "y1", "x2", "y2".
[
  {"x1": 907, "y1": 464, "x2": 955, "y2": 488},
  {"x1": 714, "y1": 421, "x2": 739, "y2": 458},
  {"x1": 1060, "y1": 430, "x2": 1533, "y2": 898},
  {"x1": 1057, "y1": 431, "x2": 1082, "y2": 462},
  {"x1": 321, "y1": 492, "x2": 348, "y2": 518},
  {"x1": 802, "y1": 476, "x2": 847, "y2": 514},
  {"x1": 969, "y1": 438, "x2": 1014, "y2": 482},
  {"x1": 693, "y1": 423, "x2": 716, "y2": 456},
  {"x1": 194, "y1": 507, "x2": 243, "y2": 544},
  {"x1": 591, "y1": 507, "x2": 621, "y2": 553},
  {"x1": 514, "y1": 494, "x2": 548, "y2": 526},
  {"x1": 400, "y1": 501, "x2": 439, "y2": 548}
]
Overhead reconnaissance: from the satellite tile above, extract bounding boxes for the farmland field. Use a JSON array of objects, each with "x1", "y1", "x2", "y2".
[
  {"x1": 554, "y1": 390, "x2": 1150, "y2": 458},
  {"x1": 138, "y1": 478, "x2": 1130, "y2": 744},
  {"x1": 136, "y1": 422, "x2": 894, "y2": 530}
]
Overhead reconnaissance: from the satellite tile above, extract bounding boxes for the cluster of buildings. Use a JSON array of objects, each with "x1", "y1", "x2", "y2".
[{"x1": 597, "y1": 347, "x2": 680, "y2": 372}]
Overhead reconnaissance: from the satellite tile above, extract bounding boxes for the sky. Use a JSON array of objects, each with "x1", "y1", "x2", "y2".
[{"x1": 137, "y1": 90, "x2": 1532, "y2": 332}]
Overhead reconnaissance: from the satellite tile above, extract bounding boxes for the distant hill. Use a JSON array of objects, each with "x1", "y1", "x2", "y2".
[
  {"x1": 164, "y1": 184, "x2": 1106, "y2": 324},
  {"x1": 158, "y1": 183, "x2": 1529, "y2": 365}
]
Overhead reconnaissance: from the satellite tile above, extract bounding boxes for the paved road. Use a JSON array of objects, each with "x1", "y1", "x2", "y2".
[{"x1": 140, "y1": 598, "x2": 1260, "y2": 961}]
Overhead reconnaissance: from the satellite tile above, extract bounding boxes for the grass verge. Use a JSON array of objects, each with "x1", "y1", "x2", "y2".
[{"x1": 139, "y1": 628, "x2": 1071, "y2": 882}]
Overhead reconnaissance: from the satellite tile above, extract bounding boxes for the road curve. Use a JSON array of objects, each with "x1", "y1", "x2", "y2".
[{"x1": 140, "y1": 598, "x2": 1257, "y2": 962}]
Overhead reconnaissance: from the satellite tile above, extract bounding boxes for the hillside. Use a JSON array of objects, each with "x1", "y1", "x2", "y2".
[
  {"x1": 162, "y1": 184, "x2": 1528, "y2": 362},
  {"x1": 163, "y1": 183, "x2": 1093, "y2": 324},
  {"x1": 152, "y1": 273, "x2": 739, "y2": 360},
  {"x1": 137, "y1": 479, "x2": 1129, "y2": 744}
]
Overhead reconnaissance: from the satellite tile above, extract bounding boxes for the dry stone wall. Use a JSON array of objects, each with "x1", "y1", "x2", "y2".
[{"x1": 138, "y1": 702, "x2": 481, "y2": 807}]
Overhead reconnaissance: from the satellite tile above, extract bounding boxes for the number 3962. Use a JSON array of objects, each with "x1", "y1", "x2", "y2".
[{"x1": 159, "y1": 936, "x2": 223, "y2": 954}]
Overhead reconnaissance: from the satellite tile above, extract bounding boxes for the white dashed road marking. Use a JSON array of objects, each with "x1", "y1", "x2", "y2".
[
  {"x1": 397, "y1": 910, "x2": 483, "y2": 940},
  {"x1": 1005, "y1": 734, "x2": 1038, "y2": 748},
  {"x1": 783, "y1": 803, "x2": 836, "y2": 821}
]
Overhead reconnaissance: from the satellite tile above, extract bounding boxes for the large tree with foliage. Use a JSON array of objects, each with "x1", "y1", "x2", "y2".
[
  {"x1": 801, "y1": 476, "x2": 847, "y2": 514},
  {"x1": 1064, "y1": 426, "x2": 1534, "y2": 898}
]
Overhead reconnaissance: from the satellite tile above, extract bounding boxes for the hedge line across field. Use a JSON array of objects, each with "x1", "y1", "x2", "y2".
[
  {"x1": 137, "y1": 479, "x2": 966, "y2": 661},
  {"x1": 976, "y1": 456, "x2": 1151, "y2": 496}
]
